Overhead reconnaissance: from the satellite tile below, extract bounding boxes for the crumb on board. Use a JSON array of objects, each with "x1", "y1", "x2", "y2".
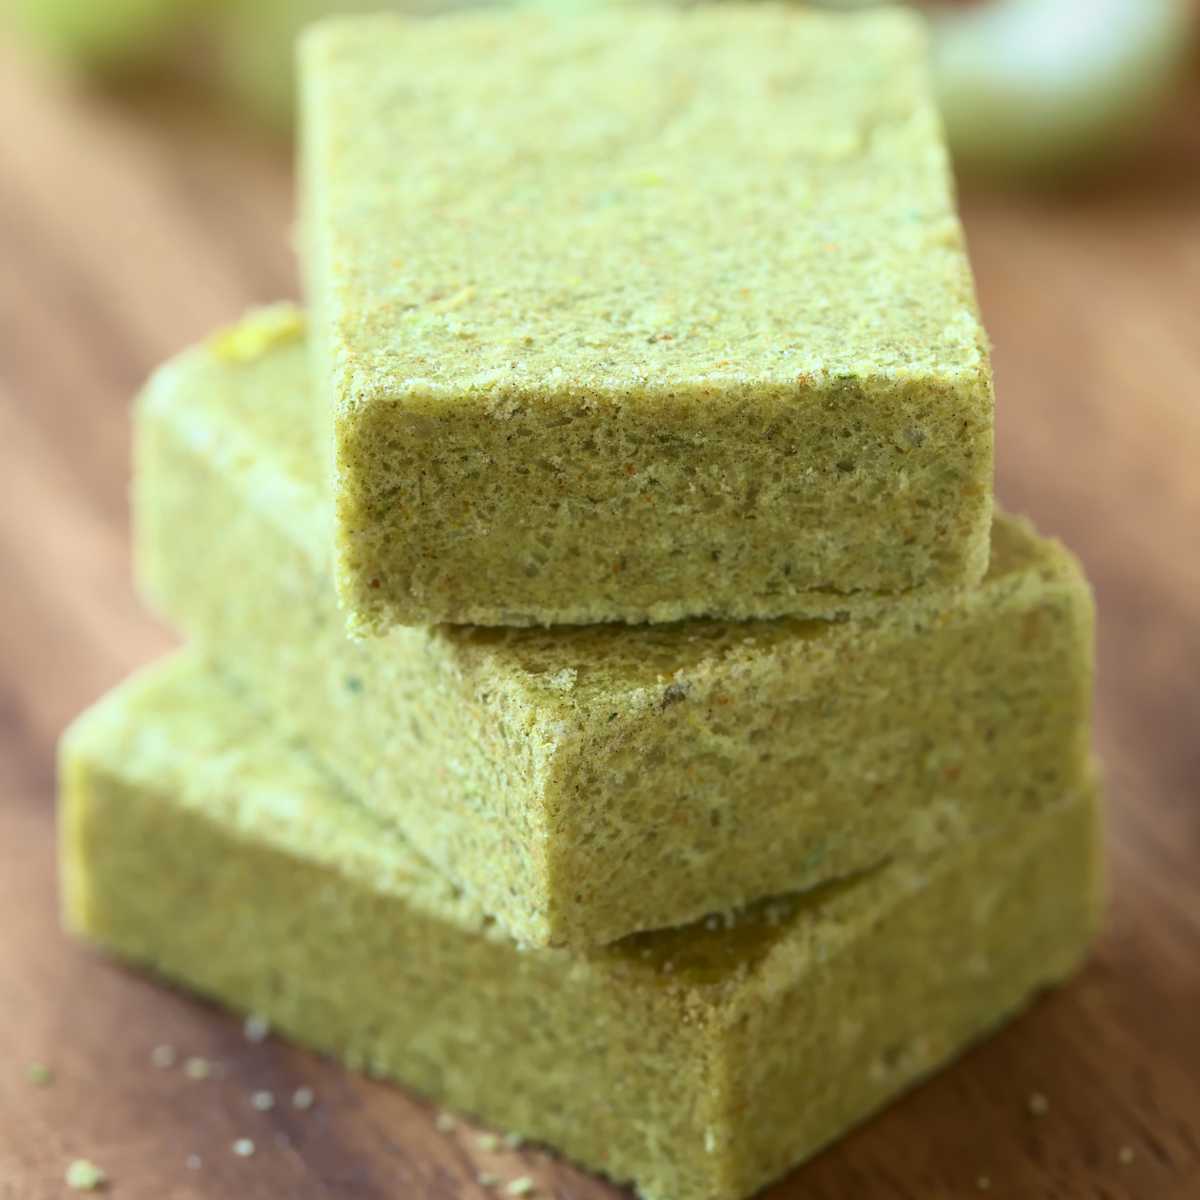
[
  {"x1": 506, "y1": 1178, "x2": 536, "y2": 1197},
  {"x1": 435, "y1": 1112, "x2": 457, "y2": 1133},
  {"x1": 976, "y1": 1176, "x2": 991, "y2": 1192},
  {"x1": 26, "y1": 1062, "x2": 53, "y2": 1086},
  {"x1": 65, "y1": 1160, "x2": 106, "y2": 1191},
  {"x1": 292, "y1": 1086, "x2": 316, "y2": 1110},
  {"x1": 1028, "y1": 1091, "x2": 1049, "y2": 1116},
  {"x1": 251, "y1": 1089, "x2": 276, "y2": 1111},
  {"x1": 1118, "y1": 1145, "x2": 1136, "y2": 1165},
  {"x1": 232, "y1": 1138, "x2": 256, "y2": 1158},
  {"x1": 476, "y1": 1133, "x2": 501, "y2": 1152},
  {"x1": 183, "y1": 1056, "x2": 211, "y2": 1080},
  {"x1": 150, "y1": 1044, "x2": 177, "y2": 1069},
  {"x1": 243, "y1": 1013, "x2": 271, "y2": 1043}
]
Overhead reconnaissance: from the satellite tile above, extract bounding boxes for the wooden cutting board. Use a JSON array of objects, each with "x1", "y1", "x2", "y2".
[{"x1": 0, "y1": 38, "x2": 1197, "y2": 1200}]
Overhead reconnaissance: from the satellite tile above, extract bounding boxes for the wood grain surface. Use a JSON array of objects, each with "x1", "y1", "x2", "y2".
[{"x1": 1, "y1": 35, "x2": 1198, "y2": 1200}]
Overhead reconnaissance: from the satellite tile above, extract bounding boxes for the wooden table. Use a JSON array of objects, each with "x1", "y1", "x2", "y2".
[{"x1": 1, "y1": 39, "x2": 1197, "y2": 1200}]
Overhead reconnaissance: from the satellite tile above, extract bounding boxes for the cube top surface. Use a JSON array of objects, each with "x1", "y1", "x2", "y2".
[{"x1": 301, "y1": 5, "x2": 988, "y2": 400}]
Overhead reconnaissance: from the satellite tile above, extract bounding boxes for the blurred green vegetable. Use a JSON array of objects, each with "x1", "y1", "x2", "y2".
[
  {"x1": 7, "y1": 0, "x2": 204, "y2": 70},
  {"x1": 934, "y1": 0, "x2": 1195, "y2": 177}
]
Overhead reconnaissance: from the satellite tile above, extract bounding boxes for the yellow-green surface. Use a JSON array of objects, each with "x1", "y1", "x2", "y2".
[
  {"x1": 300, "y1": 6, "x2": 994, "y2": 633},
  {"x1": 60, "y1": 655, "x2": 1101, "y2": 1200},
  {"x1": 135, "y1": 321, "x2": 1091, "y2": 949}
]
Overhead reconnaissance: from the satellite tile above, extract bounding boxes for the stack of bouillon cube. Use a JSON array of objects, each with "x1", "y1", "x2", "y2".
[{"x1": 61, "y1": 7, "x2": 1099, "y2": 1199}]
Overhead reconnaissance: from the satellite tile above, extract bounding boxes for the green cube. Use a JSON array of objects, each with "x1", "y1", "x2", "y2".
[
  {"x1": 134, "y1": 319, "x2": 1089, "y2": 949},
  {"x1": 61, "y1": 655, "x2": 1100, "y2": 1200},
  {"x1": 299, "y1": 6, "x2": 994, "y2": 633}
]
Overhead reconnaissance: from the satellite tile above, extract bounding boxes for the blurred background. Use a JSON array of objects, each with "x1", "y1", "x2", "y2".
[{"x1": 1, "y1": 2, "x2": 1198, "y2": 1197}]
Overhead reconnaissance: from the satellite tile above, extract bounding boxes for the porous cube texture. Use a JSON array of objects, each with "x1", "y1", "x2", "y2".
[
  {"x1": 60, "y1": 656, "x2": 1101, "y2": 1200},
  {"x1": 300, "y1": 6, "x2": 994, "y2": 633},
  {"x1": 134, "y1": 326, "x2": 1090, "y2": 949}
]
